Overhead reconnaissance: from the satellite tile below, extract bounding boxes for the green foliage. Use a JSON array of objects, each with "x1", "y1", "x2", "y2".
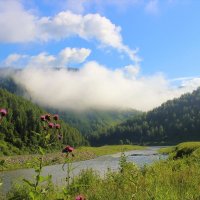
[
  {"x1": 0, "y1": 140, "x2": 21, "y2": 156},
  {"x1": 90, "y1": 87, "x2": 200, "y2": 145},
  {"x1": 77, "y1": 145, "x2": 145, "y2": 156},
  {"x1": 47, "y1": 108, "x2": 141, "y2": 136},
  {"x1": 0, "y1": 88, "x2": 87, "y2": 155},
  {"x1": 22, "y1": 117, "x2": 62, "y2": 200},
  {"x1": 66, "y1": 152, "x2": 200, "y2": 200},
  {"x1": 160, "y1": 142, "x2": 200, "y2": 159},
  {"x1": 0, "y1": 74, "x2": 24, "y2": 96},
  {"x1": 6, "y1": 142, "x2": 200, "y2": 200}
]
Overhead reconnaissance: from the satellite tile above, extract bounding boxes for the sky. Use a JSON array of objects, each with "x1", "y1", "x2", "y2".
[{"x1": 0, "y1": 0, "x2": 200, "y2": 111}]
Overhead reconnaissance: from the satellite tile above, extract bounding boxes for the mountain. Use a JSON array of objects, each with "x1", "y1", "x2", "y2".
[
  {"x1": 90, "y1": 87, "x2": 200, "y2": 146},
  {"x1": 0, "y1": 69, "x2": 141, "y2": 136},
  {"x1": 0, "y1": 88, "x2": 86, "y2": 155},
  {"x1": 46, "y1": 108, "x2": 141, "y2": 135},
  {"x1": 0, "y1": 68, "x2": 24, "y2": 95}
]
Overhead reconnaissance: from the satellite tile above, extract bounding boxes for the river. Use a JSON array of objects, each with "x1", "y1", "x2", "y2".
[{"x1": 0, "y1": 146, "x2": 167, "y2": 194}]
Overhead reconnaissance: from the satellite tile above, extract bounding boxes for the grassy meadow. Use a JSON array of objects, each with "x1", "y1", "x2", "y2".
[{"x1": 0, "y1": 145, "x2": 144, "y2": 171}]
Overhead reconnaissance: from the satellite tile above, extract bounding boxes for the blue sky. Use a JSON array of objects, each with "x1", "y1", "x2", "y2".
[
  {"x1": 1, "y1": 0, "x2": 200, "y2": 78},
  {"x1": 0, "y1": 0, "x2": 200, "y2": 110}
]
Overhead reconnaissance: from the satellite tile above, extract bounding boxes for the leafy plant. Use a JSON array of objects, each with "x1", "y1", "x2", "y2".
[{"x1": 22, "y1": 113, "x2": 62, "y2": 199}]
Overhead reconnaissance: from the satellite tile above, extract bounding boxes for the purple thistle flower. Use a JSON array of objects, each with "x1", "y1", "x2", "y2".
[
  {"x1": 55, "y1": 124, "x2": 61, "y2": 129},
  {"x1": 48, "y1": 122, "x2": 54, "y2": 129},
  {"x1": 75, "y1": 195, "x2": 85, "y2": 200},
  {"x1": 53, "y1": 114, "x2": 59, "y2": 121},
  {"x1": 62, "y1": 145, "x2": 74, "y2": 153},
  {"x1": 45, "y1": 114, "x2": 51, "y2": 121},
  {"x1": 40, "y1": 115, "x2": 46, "y2": 121},
  {"x1": 0, "y1": 109, "x2": 7, "y2": 117}
]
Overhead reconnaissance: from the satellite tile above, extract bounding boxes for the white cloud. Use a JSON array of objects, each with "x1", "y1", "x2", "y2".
[
  {"x1": 28, "y1": 53, "x2": 56, "y2": 68},
  {"x1": 0, "y1": 1, "x2": 139, "y2": 63},
  {"x1": 2, "y1": 47, "x2": 91, "y2": 68},
  {"x1": 0, "y1": 0, "x2": 36, "y2": 43},
  {"x1": 59, "y1": 48, "x2": 91, "y2": 65},
  {"x1": 123, "y1": 65, "x2": 140, "y2": 77},
  {"x1": 4, "y1": 54, "x2": 26, "y2": 66},
  {"x1": 179, "y1": 77, "x2": 200, "y2": 90},
  {"x1": 10, "y1": 61, "x2": 199, "y2": 111},
  {"x1": 37, "y1": 11, "x2": 139, "y2": 62}
]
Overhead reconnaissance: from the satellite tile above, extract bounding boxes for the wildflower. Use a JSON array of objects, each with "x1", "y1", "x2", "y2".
[
  {"x1": 48, "y1": 122, "x2": 54, "y2": 129},
  {"x1": 40, "y1": 115, "x2": 46, "y2": 121},
  {"x1": 75, "y1": 195, "x2": 85, "y2": 200},
  {"x1": 53, "y1": 114, "x2": 59, "y2": 121},
  {"x1": 0, "y1": 109, "x2": 7, "y2": 117},
  {"x1": 45, "y1": 114, "x2": 51, "y2": 121},
  {"x1": 55, "y1": 124, "x2": 61, "y2": 129},
  {"x1": 62, "y1": 145, "x2": 74, "y2": 153}
]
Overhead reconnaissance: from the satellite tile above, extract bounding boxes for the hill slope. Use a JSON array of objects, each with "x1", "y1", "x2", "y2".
[
  {"x1": 90, "y1": 87, "x2": 200, "y2": 145},
  {"x1": 0, "y1": 88, "x2": 86, "y2": 155},
  {"x1": 47, "y1": 108, "x2": 141, "y2": 135}
]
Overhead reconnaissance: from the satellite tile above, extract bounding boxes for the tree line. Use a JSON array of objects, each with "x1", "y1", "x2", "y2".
[
  {"x1": 0, "y1": 88, "x2": 87, "y2": 155},
  {"x1": 89, "y1": 88, "x2": 200, "y2": 146}
]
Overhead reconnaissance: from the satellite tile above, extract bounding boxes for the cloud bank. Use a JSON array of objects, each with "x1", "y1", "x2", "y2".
[{"x1": 9, "y1": 60, "x2": 200, "y2": 111}]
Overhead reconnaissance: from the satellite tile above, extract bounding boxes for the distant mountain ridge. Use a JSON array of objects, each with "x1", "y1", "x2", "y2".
[
  {"x1": 90, "y1": 87, "x2": 200, "y2": 146},
  {"x1": 47, "y1": 108, "x2": 141, "y2": 135}
]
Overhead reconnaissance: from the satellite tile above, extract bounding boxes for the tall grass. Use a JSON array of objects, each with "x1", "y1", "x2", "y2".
[{"x1": 7, "y1": 142, "x2": 200, "y2": 200}]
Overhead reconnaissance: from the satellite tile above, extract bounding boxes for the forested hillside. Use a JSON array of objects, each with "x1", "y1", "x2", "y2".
[
  {"x1": 0, "y1": 89, "x2": 86, "y2": 155},
  {"x1": 47, "y1": 108, "x2": 141, "y2": 135},
  {"x1": 90, "y1": 88, "x2": 200, "y2": 146}
]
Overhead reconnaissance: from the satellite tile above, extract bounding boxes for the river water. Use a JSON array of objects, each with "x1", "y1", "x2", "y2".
[{"x1": 0, "y1": 146, "x2": 167, "y2": 194}]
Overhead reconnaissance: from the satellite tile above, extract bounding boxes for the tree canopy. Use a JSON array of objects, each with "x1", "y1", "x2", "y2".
[
  {"x1": 0, "y1": 88, "x2": 87, "y2": 155},
  {"x1": 90, "y1": 88, "x2": 200, "y2": 146}
]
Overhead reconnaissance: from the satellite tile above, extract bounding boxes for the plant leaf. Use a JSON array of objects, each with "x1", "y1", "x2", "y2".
[
  {"x1": 0, "y1": 160, "x2": 5, "y2": 166},
  {"x1": 39, "y1": 146, "x2": 45, "y2": 155},
  {"x1": 23, "y1": 179, "x2": 35, "y2": 188},
  {"x1": 29, "y1": 191, "x2": 35, "y2": 200}
]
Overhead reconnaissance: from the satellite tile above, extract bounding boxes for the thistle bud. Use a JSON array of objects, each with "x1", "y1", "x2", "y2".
[
  {"x1": 0, "y1": 109, "x2": 7, "y2": 117},
  {"x1": 45, "y1": 114, "x2": 51, "y2": 121},
  {"x1": 55, "y1": 124, "x2": 61, "y2": 129},
  {"x1": 53, "y1": 114, "x2": 59, "y2": 121}
]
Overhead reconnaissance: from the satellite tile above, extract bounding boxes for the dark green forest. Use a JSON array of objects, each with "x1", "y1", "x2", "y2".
[
  {"x1": 0, "y1": 88, "x2": 86, "y2": 155},
  {"x1": 89, "y1": 88, "x2": 200, "y2": 146},
  {"x1": 47, "y1": 108, "x2": 140, "y2": 136}
]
